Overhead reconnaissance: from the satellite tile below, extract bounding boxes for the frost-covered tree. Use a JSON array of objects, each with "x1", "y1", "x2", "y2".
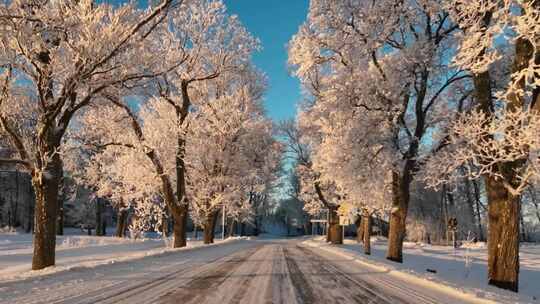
[
  {"x1": 422, "y1": 0, "x2": 540, "y2": 291},
  {"x1": 187, "y1": 82, "x2": 280, "y2": 243},
  {"x1": 277, "y1": 118, "x2": 345, "y2": 244},
  {"x1": 0, "y1": 0, "x2": 177, "y2": 269},
  {"x1": 72, "y1": 0, "x2": 259, "y2": 248},
  {"x1": 289, "y1": 0, "x2": 468, "y2": 261}
]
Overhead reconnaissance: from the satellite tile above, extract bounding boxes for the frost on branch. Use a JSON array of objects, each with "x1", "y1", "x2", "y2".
[{"x1": 422, "y1": 108, "x2": 540, "y2": 196}]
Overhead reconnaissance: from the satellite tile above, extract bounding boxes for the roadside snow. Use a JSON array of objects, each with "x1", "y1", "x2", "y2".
[
  {"x1": 304, "y1": 237, "x2": 540, "y2": 304},
  {"x1": 0, "y1": 229, "x2": 248, "y2": 283}
]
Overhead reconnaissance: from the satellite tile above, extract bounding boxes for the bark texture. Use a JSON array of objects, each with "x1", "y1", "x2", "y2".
[
  {"x1": 115, "y1": 208, "x2": 128, "y2": 237},
  {"x1": 327, "y1": 206, "x2": 343, "y2": 244},
  {"x1": 95, "y1": 198, "x2": 105, "y2": 236},
  {"x1": 116, "y1": 209, "x2": 128, "y2": 238},
  {"x1": 203, "y1": 211, "x2": 218, "y2": 244},
  {"x1": 56, "y1": 199, "x2": 64, "y2": 236},
  {"x1": 228, "y1": 220, "x2": 236, "y2": 238},
  {"x1": 363, "y1": 213, "x2": 372, "y2": 255},
  {"x1": 486, "y1": 177, "x2": 520, "y2": 292},
  {"x1": 387, "y1": 170, "x2": 410, "y2": 263},
  {"x1": 31, "y1": 154, "x2": 62, "y2": 270},
  {"x1": 172, "y1": 207, "x2": 188, "y2": 247},
  {"x1": 355, "y1": 217, "x2": 363, "y2": 244}
]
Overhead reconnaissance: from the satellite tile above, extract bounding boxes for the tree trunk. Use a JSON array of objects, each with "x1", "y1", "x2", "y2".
[
  {"x1": 486, "y1": 177, "x2": 520, "y2": 292},
  {"x1": 464, "y1": 177, "x2": 479, "y2": 240},
  {"x1": 472, "y1": 180, "x2": 485, "y2": 241},
  {"x1": 355, "y1": 217, "x2": 363, "y2": 243},
  {"x1": 56, "y1": 198, "x2": 64, "y2": 236},
  {"x1": 31, "y1": 155, "x2": 62, "y2": 270},
  {"x1": 530, "y1": 188, "x2": 540, "y2": 224},
  {"x1": 519, "y1": 208, "x2": 527, "y2": 242},
  {"x1": 241, "y1": 222, "x2": 246, "y2": 236},
  {"x1": 203, "y1": 211, "x2": 218, "y2": 244},
  {"x1": 253, "y1": 216, "x2": 259, "y2": 236},
  {"x1": 116, "y1": 209, "x2": 127, "y2": 238},
  {"x1": 26, "y1": 194, "x2": 33, "y2": 233},
  {"x1": 172, "y1": 206, "x2": 188, "y2": 247},
  {"x1": 363, "y1": 213, "x2": 372, "y2": 255},
  {"x1": 304, "y1": 218, "x2": 312, "y2": 236},
  {"x1": 228, "y1": 219, "x2": 235, "y2": 238},
  {"x1": 473, "y1": 19, "x2": 533, "y2": 291},
  {"x1": 387, "y1": 170, "x2": 410, "y2": 263},
  {"x1": 327, "y1": 206, "x2": 343, "y2": 244},
  {"x1": 95, "y1": 198, "x2": 104, "y2": 236},
  {"x1": 161, "y1": 213, "x2": 169, "y2": 237},
  {"x1": 173, "y1": 90, "x2": 190, "y2": 247}
]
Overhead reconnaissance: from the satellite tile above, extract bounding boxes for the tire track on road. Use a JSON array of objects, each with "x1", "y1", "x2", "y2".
[
  {"x1": 157, "y1": 245, "x2": 262, "y2": 304},
  {"x1": 297, "y1": 245, "x2": 439, "y2": 304},
  {"x1": 228, "y1": 245, "x2": 270, "y2": 304},
  {"x1": 283, "y1": 246, "x2": 317, "y2": 303},
  {"x1": 286, "y1": 244, "x2": 407, "y2": 303}
]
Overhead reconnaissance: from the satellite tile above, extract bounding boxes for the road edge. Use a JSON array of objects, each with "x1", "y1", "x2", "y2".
[
  {"x1": 0, "y1": 237, "x2": 249, "y2": 284},
  {"x1": 301, "y1": 239, "x2": 502, "y2": 304}
]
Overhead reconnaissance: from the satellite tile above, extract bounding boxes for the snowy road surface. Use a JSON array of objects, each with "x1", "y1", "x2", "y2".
[{"x1": 0, "y1": 238, "x2": 485, "y2": 304}]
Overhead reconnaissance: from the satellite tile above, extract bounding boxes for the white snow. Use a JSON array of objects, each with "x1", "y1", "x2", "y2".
[
  {"x1": 2, "y1": 230, "x2": 538, "y2": 304},
  {"x1": 0, "y1": 228, "x2": 247, "y2": 283},
  {"x1": 304, "y1": 237, "x2": 540, "y2": 304},
  {"x1": 0, "y1": 236, "x2": 259, "y2": 304}
]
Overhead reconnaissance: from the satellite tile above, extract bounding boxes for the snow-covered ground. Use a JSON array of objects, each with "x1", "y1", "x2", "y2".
[
  {"x1": 304, "y1": 236, "x2": 540, "y2": 304},
  {"x1": 0, "y1": 228, "x2": 245, "y2": 283},
  {"x1": 0, "y1": 236, "x2": 493, "y2": 304},
  {"x1": 2, "y1": 230, "x2": 538, "y2": 303}
]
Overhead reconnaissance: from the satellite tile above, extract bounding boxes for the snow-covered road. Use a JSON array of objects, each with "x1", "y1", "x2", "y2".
[{"x1": 0, "y1": 238, "x2": 487, "y2": 304}]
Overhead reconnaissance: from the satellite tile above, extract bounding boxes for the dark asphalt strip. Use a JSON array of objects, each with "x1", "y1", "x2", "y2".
[{"x1": 283, "y1": 246, "x2": 317, "y2": 304}]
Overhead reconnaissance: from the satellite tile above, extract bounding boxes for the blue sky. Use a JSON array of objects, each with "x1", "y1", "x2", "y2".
[
  {"x1": 224, "y1": 1, "x2": 309, "y2": 121},
  {"x1": 107, "y1": 0, "x2": 310, "y2": 121}
]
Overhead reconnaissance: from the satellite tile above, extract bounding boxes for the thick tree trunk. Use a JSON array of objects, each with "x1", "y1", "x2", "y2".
[
  {"x1": 387, "y1": 170, "x2": 410, "y2": 263},
  {"x1": 486, "y1": 177, "x2": 520, "y2": 292},
  {"x1": 472, "y1": 20, "x2": 532, "y2": 291},
  {"x1": 473, "y1": 61, "x2": 521, "y2": 292},
  {"x1": 363, "y1": 213, "x2": 372, "y2": 255},
  {"x1": 172, "y1": 206, "x2": 188, "y2": 247},
  {"x1": 172, "y1": 86, "x2": 191, "y2": 248},
  {"x1": 116, "y1": 209, "x2": 127, "y2": 238},
  {"x1": 203, "y1": 211, "x2": 218, "y2": 244},
  {"x1": 327, "y1": 206, "x2": 342, "y2": 244},
  {"x1": 31, "y1": 155, "x2": 62, "y2": 270}
]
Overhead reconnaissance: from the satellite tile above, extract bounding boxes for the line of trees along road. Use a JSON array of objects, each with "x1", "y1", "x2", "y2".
[
  {"x1": 287, "y1": 0, "x2": 539, "y2": 293},
  {"x1": 0, "y1": 0, "x2": 281, "y2": 270},
  {"x1": 1, "y1": 0, "x2": 539, "y2": 295}
]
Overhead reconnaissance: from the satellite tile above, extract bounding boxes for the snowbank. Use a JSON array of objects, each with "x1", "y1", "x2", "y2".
[
  {"x1": 304, "y1": 237, "x2": 540, "y2": 304},
  {"x1": 0, "y1": 229, "x2": 248, "y2": 283}
]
